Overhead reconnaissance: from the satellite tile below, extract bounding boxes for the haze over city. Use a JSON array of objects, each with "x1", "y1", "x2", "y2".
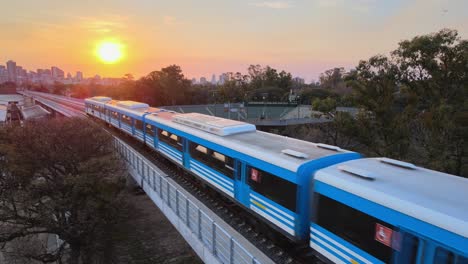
[{"x1": 1, "y1": 0, "x2": 467, "y2": 81}]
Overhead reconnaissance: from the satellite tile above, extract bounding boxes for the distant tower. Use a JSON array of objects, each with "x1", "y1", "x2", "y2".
[
  {"x1": 51, "y1": 66, "x2": 64, "y2": 79},
  {"x1": 211, "y1": 74, "x2": 216, "y2": 85},
  {"x1": 200, "y1": 77, "x2": 207, "y2": 85},
  {"x1": 76, "y1": 71, "x2": 83, "y2": 81},
  {"x1": 218, "y1": 73, "x2": 229, "y2": 85},
  {"x1": 6, "y1": 60, "x2": 17, "y2": 82}
]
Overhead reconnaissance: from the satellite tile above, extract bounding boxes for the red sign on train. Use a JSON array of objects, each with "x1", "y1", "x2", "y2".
[{"x1": 375, "y1": 223, "x2": 393, "y2": 247}]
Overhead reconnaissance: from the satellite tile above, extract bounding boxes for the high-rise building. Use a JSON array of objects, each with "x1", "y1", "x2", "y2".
[
  {"x1": 6, "y1": 60, "x2": 17, "y2": 82},
  {"x1": 0, "y1": 65, "x2": 7, "y2": 83},
  {"x1": 51, "y1": 66, "x2": 64, "y2": 79},
  {"x1": 191, "y1": 78, "x2": 197, "y2": 84},
  {"x1": 200, "y1": 77, "x2": 207, "y2": 85},
  {"x1": 76, "y1": 71, "x2": 83, "y2": 81},
  {"x1": 211, "y1": 74, "x2": 216, "y2": 85},
  {"x1": 218, "y1": 73, "x2": 229, "y2": 85},
  {"x1": 292, "y1": 77, "x2": 305, "y2": 85}
]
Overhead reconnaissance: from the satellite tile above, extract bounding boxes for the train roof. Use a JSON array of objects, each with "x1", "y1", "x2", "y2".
[
  {"x1": 85, "y1": 97, "x2": 358, "y2": 172},
  {"x1": 315, "y1": 158, "x2": 468, "y2": 238},
  {"x1": 104, "y1": 100, "x2": 162, "y2": 116},
  {"x1": 146, "y1": 112, "x2": 357, "y2": 172}
]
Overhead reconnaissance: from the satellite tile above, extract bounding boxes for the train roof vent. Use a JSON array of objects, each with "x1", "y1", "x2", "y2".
[
  {"x1": 338, "y1": 165, "x2": 376, "y2": 180},
  {"x1": 281, "y1": 149, "x2": 308, "y2": 159},
  {"x1": 380, "y1": 158, "x2": 417, "y2": 170},
  {"x1": 316, "y1": 143, "x2": 342, "y2": 152},
  {"x1": 116, "y1": 101, "x2": 149, "y2": 109},
  {"x1": 91, "y1": 96, "x2": 112, "y2": 102},
  {"x1": 173, "y1": 113, "x2": 256, "y2": 136}
]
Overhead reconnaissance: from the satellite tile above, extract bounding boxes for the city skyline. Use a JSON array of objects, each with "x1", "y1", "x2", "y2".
[
  {"x1": 1, "y1": 0, "x2": 467, "y2": 82},
  {"x1": 0, "y1": 59, "x2": 258, "y2": 86},
  {"x1": 0, "y1": 59, "x2": 126, "y2": 86}
]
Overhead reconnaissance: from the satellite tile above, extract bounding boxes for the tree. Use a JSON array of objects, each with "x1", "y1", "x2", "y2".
[
  {"x1": 345, "y1": 55, "x2": 412, "y2": 158},
  {"x1": 52, "y1": 81, "x2": 67, "y2": 95},
  {"x1": 343, "y1": 29, "x2": 467, "y2": 176},
  {"x1": 140, "y1": 65, "x2": 192, "y2": 106},
  {"x1": 392, "y1": 29, "x2": 468, "y2": 175},
  {"x1": 311, "y1": 97, "x2": 337, "y2": 113},
  {"x1": 0, "y1": 118, "x2": 129, "y2": 263}
]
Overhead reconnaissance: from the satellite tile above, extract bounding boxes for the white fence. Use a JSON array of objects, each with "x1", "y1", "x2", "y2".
[{"x1": 113, "y1": 138, "x2": 262, "y2": 264}]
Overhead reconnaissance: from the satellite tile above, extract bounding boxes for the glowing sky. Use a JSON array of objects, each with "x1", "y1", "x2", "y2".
[{"x1": 1, "y1": 0, "x2": 467, "y2": 81}]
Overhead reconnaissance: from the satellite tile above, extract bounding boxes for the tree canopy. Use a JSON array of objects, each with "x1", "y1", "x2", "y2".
[{"x1": 0, "y1": 118, "x2": 129, "y2": 263}]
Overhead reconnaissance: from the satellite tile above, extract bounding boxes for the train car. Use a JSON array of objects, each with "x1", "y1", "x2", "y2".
[
  {"x1": 310, "y1": 158, "x2": 468, "y2": 264},
  {"x1": 142, "y1": 112, "x2": 362, "y2": 241},
  {"x1": 84, "y1": 96, "x2": 111, "y2": 119},
  {"x1": 86, "y1": 97, "x2": 363, "y2": 241},
  {"x1": 103, "y1": 100, "x2": 161, "y2": 143}
]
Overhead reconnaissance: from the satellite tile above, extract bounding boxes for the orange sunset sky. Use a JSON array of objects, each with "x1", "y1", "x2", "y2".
[{"x1": 1, "y1": 0, "x2": 467, "y2": 81}]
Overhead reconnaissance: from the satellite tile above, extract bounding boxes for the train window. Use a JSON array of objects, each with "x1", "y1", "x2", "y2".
[
  {"x1": 316, "y1": 194, "x2": 393, "y2": 263},
  {"x1": 196, "y1": 145, "x2": 208, "y2": 154},
  {"x1": 247, "y1": 167, "x2": 297, "y2": 212},
  {"x1": 135, "y1": 120, "x2": 144, "y2": 131},
  {"x1": 145, "y1": 124, "x2": 155, "y2": 137},
  {"x1": 121, "y1": 115, "x2": 132, "y2": 125},
  {"x1": 158, "y1": 130, "x2": 183, "y2": 151},
  {"x1": 434, "y1": 248, "x2": 455, "y2": 264},
  {"x1": 189, "y1": 142, "x2": 234, "y2": 179}
]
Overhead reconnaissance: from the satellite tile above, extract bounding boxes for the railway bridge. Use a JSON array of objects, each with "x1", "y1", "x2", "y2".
[{"x1": 17, "y1": 90, "x2": 282, "y2": 264}]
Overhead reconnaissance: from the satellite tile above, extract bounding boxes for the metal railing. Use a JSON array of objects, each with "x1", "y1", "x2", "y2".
[{"x1": 113, "y1": 138, "x2": 261, "y2": 264}]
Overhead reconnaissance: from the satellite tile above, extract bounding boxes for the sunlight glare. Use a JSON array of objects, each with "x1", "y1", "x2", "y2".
[{"x1": 96, "y1": 41, "x2": 123, "y2": 64}]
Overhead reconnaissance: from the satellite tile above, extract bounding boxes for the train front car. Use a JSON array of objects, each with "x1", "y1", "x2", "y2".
[
  {"x1": 84, "y1": 96, "x2": 112, "y2": 119},
  {"x1": 103, "y1": 100, "x2": 162, "y2": 144},
  {"x1": 310, "y1": 158, "x2": 468, "y2": 264},
  {"x1": 145, "y1": 112, "x2": 361, "y2": 242}
]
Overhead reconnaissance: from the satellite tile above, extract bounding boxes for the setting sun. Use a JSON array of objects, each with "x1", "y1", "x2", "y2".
[{"x1": 96, "y1": 41, "x2": 124, "y2": 64}]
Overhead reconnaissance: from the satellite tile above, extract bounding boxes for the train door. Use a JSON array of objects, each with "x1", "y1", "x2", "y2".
[
  {"x1": 234, "y1": 161, "x2": 250, "y2": 204},
  {"x1": 392, "y1": 229, "x2": 422, "y2": 264}
]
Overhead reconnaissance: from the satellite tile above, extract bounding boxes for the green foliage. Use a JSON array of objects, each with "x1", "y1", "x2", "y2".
[
  {"x1": 343, "y1": 29, "x2": 467, "y2": 176},
  {"x1": 311, "y1": 97, "x2": 337, "y2": 113}
]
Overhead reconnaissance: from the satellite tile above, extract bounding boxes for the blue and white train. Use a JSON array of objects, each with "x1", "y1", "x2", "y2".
[{"x1": 85, "y1": 97, "x2": 468, "y2": 264}]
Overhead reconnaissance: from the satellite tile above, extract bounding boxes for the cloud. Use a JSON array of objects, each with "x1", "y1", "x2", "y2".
[
  {"x1": 163, "y1": 16, "x2": 178, "y2": 25},
  {"x1": 78, "y1": 16, "x2": 128, "y2": 33},
  {"x1": 315, "y1": 0, "x2": 376, "y2": 13},
  {"x1": 249, "y1": 1, "x2": 292, "y2": 9}
]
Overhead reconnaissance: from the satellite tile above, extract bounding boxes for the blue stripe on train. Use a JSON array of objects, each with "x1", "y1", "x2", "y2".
[
  {"x1": 158, "y1": 143, "x2": 182, "y2": 163},
  {"x1": 189, "y1": 160, "x2": 234, "y2": 192},
  {"x1": 189, "y1": 161, "x2": 234, "y2": 197},
  {"x1": 249, "y1": 194, "x2": 295, "y2": 230},
  {"x1": 310, "y1": 224, "x2": 383, "y2": 264}
]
